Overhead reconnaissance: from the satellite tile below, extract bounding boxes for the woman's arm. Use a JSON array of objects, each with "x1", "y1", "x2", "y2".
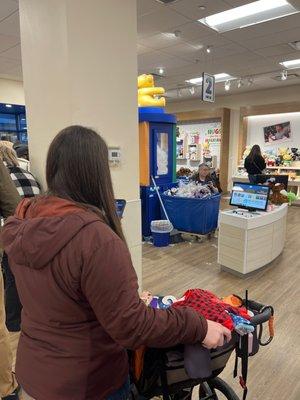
[{"x1": 81, "y1": 238, "x2": 207, "y2": 350}]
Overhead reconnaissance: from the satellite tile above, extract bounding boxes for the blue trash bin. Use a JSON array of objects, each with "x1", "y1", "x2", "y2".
[
  {"x1": 151, "y1": 220, "x2": 173, "y2": 247},
  {"x1": 161, "y1": 194, "x2": 221, "y2": 235}
]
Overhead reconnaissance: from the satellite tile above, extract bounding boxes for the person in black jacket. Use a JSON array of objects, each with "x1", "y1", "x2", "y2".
[{"x1": 244, "y1": 145, "x2": 266, "y2": 184}]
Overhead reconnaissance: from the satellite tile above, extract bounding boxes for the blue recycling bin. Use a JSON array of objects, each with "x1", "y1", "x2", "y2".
[{"x1": 161, "y1": 194, "x2": 221, "y2": 235}]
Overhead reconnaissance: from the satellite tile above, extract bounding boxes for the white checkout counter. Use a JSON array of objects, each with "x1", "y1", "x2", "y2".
[{"x1": 218, "y1": 204, "x2": 288, "y2": 276}]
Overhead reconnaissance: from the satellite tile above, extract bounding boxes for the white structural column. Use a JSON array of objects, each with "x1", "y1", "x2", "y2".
[{"x1": 19, "y1": 0, "x2": 142, "y2": 284}]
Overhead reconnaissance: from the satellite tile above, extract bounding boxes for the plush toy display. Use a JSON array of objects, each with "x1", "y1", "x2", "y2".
[
  {"x1": 176, "y1": 167, "x2": 193, "y2": 177},
  {"x1": 268, "y1": 182, "x2": 289, "y2": 205},
  {"x1": 138, "y1": 74, "x2": 166, "y2": 107}
]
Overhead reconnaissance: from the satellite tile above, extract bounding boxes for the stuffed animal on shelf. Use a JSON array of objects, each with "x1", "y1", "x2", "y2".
[
  {"x1": 268, "y1": 182, "x2": 289, "y2": 205},
  {"x1": 176, "y1": 167, "x2": 192, "y2": 177},
  {"x1": 138, "y1": 74, "x2": 165, "y2": 107}
]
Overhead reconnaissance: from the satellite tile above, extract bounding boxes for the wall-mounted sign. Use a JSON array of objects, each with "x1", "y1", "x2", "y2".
[{"x1": 202, "y1": 72, "x2": 215, "y2": 103}]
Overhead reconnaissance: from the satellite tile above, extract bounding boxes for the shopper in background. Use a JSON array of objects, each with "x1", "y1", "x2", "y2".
[
  {"x1": 3, "y1": 126, "x2": 230, "y2": 400},
  {"x1": 13, "y1": 144, "x2": 30, "y2": 171},
  {"x1": 0, "y1": 161, "x2": 20, "y2": 400},
  {"x1": 244, "y1": 144, "x2": 266, "y2": 184},
  {"x1": 191, "y1": 163, "x2": 221, "y2": 193},
  {"x1": 0, "y1": 142, "x2": 40, "y2": 333}
]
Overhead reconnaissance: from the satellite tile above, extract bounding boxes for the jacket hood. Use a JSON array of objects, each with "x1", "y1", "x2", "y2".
[{"x1": 2, "y1": 196, "x2": 101, "y2": 269}]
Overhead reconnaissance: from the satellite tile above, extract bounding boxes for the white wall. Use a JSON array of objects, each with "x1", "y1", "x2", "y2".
[
  {"x1": 247, "y1": 112, "x2": 300, "y2": 153},
  {"x1": 0, "y1": 78, "x2": 25, "y2": 105}
]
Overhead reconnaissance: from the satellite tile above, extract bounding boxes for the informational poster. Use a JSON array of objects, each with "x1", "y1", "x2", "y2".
[{"x1": 202, "y1": 72, "x2": 215, "y2": 103}]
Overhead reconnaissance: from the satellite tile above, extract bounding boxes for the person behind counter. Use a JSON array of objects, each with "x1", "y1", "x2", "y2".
[
  {"x1": 191, "y1": 163, "x2": 221, "y2": 193},
  {"x1": 244, "y1": 144, "x2": 266, "y2": 184}
]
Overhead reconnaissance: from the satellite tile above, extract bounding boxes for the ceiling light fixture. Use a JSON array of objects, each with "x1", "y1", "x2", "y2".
[
  {"x1": 186, "y1": 73, "x2": 235, "y2": 85},
  {"x1": 280, "y1": 58, "x2": 300, "y2": 69},
  {"x1": 224, "y1": 80, "x2": 231, "y2": 91},
  {"x1": 5, "y1": 104, "x2": 12, "y2": 108},
  {"x1": 158, "y1": 67, "x2": 165, "y2": 75},
  {"x1": 198, "y1": 0, "x2": 298, "y2": 33},
  {"x1": 198, "y1": 5, "x2": 206, "y2": 10},
  {"x1": 189, "y1": 86, "x2": 196, "y2": 95},
  {"x1": 237, "y1": 78, "x2": 244, "y2": 88},
  {"x1": 281, "y1": 70, "x2": 288, "y2": 80},
  {"x1": 206, "y1": 45, "x2": 212, "y2": 53}
]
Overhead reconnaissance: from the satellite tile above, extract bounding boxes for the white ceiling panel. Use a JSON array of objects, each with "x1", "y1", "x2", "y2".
[
  {"x1": 138, "y1": 32, "x2": 184, "y2": 50},
  {"x1": 160, "y1": 42, "x2": 204, "y2": 61},
  {"x1": 189, "y1": 34, "x2": 235, "y2": 49},
  {"x1": 241, "y1": 27, "x2": 300, "y2": 50},
  {"x1": 223, "y1": 13, "x2": 300, "y2": 43},
  {"x1": 169, "y1": 0, "x2": 231, "y2": 20},
  {"x1": 137, "y1": 8, "x2": 190, "y2": 38},
  {"x1": 223, "y1": 0, "x2": 253, "y2": 5},
  {"x1": 0, "y1": 55, "x2": 19, "y2": 73},
  {"x1": 137, "y1": 44, "x2": 153, "y2": 55},
  {"x1": 0, "y1": 33, "x2": 19, "y2": 52},
  {"x1": 254, "y1": 44, "x2": 299, "y2": 57},
  {"x1": 0, "y1": 0, "x2": 18, "y2": 21},
  {"x1": 138, "y1": 50, "x2": 190, "y2": 71},
  {"x1": 0, "y1": 10, "x2": 19, "y2": 37},
  {"x1": 137, "y1": 0, "x2": 163, "y2": 17},
  {"x1": 0, "y1": 43, "x2": 21, "y2": 60}
]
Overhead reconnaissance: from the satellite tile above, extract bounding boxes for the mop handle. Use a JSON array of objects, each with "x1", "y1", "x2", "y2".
[{"x1": 151, "y1": 175, "x2": 171, "y2": 223}]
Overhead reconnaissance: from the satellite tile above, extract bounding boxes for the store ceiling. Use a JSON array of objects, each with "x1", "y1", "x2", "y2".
[{"x1": 1, "y1": 0, "x2": 300, "y2": 101}]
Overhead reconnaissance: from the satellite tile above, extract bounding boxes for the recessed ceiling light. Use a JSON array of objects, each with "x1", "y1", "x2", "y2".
[
  {"x1": 158, "y1": 67, "x2": 165, "y2": 75},
  {"x1": 224, "y1": 80, "x2": 231, "y2": 91},
  {"x1": 5, "y1": 104, "x2": 12, "y2": 108},
  {"x1": 198, "y1": 0, "x2": 298, "y2": 33},
  {"x1": 206, "y1": 45, "x2": 212, "y2": 53},
  {"x1": 198, "y1": 5, "x2": 206, "y2": 10},
  {"x1": 281, "y1": 70, "x2": 288, "y2": 80},
  {"x1": 280, "y1": 58, "x2": 300, "y2": 69},
  {"x1": 186, "y1": 73, "x2": 235, "y2": 85}
]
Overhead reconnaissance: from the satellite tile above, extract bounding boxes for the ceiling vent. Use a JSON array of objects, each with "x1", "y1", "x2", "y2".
[
  {"x1": 155, "y1": 0, "x2": 179, "y2": 4},
  {"x1": 272, "y1": 73, "x2": 300, "y2": 81},
  {"x1": 288, "y1": 41, "x2": 300, "y2": 51}
]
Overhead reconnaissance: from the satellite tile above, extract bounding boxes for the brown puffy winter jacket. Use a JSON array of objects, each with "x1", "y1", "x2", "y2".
[{"x1": 2, "y1": 196, "x2": 207, "y2": 400}]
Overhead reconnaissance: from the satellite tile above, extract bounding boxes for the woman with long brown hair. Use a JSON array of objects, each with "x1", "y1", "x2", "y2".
[
  {"x1": 3, "y1": 126, "x2": 230, "y2": 400},
  {"x1": 244, "y1": 144, "x2": 266, "y2": 184}
]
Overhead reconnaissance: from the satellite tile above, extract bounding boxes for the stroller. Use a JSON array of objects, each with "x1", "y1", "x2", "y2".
[{"x1": 130, "y1": 298, "x2": 274, "y2": 400}]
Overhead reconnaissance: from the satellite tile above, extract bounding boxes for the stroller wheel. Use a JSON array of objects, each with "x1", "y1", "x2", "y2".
[{"x1": 199, "y1": 378, "x2": 239, "y2": 400}]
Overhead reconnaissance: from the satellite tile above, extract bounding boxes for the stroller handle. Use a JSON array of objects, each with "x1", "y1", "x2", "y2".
[{"x1": 247, "y1": 299, "x2": 274, "y2": 327}]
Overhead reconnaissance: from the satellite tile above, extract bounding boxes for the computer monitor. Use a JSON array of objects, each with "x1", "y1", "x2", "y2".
[
  {"x1": 256, "y1": 174, "x2": 289, "y2": 190},
  {"x1": 230, "y1": 182, "x2": 270, "y2": 212},
  {"x1": 115, "y1": 199, "x2": 126, "y2": 218}
]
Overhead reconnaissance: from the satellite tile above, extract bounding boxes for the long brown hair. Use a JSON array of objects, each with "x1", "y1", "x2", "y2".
[
  {"x1": 46, "y1": 125, "x2": 125, "y2": 241},
  {"x1": 248, "y1": 144, "x2": 262, "y2": 162}
]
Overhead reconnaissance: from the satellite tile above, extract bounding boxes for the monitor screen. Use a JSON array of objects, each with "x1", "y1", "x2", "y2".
[{"x1": 230, "y1": 182, "x2": 270, "y2": 211}]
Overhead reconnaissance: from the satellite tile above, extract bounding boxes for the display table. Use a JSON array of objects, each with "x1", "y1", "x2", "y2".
[{"x1": 218, "y1": 204, "x2": 288, "y2": 276}]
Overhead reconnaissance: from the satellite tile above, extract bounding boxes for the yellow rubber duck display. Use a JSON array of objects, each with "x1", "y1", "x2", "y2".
[{"x1": 138, "y1": 74, "x2": 166, "y2": 107}]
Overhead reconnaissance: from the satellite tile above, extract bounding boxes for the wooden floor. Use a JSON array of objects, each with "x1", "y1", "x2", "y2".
[{"x1": 143, "y1": 205, "x2": 300, "y2": 400}]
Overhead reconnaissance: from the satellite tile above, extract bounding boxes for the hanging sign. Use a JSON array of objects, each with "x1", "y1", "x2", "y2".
[{"x1": 202, "y1": 72, "x2": 215, "y2": 103}]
